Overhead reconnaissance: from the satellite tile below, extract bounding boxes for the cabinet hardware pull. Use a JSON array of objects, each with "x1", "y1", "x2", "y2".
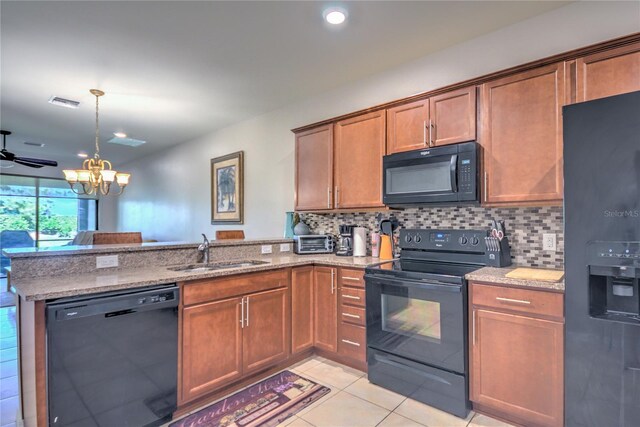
[
  {"x1": 327, "y1": 186, "x2": 331, "y2": 209},
  {"x1": 343, "y1": 295, "x2": 360, "y2": 300},
  {"x1": 423, "y1": 120, "x2": 427, "y2": 146},
  {"x1": 335, "y1": 186, "x2": 340, "y2": 208},
  {"x1": 428, "y1": 120, "x2": 433, "y2": 147},
  {"x1": 240, "y1": 297, "x2": 245, "y2": 328},
  {"x1": 495, "y1": 297, "x2": 531, "y2": 305},
  {"x1": 331, "y1": 269, "x2": 335, "y2": 294},
  {"x1": 341, "y1": 339, "x2": 361, "y2": 347},
  {"x1": 472, "y1": 310, "x2": 476, "y2": 346},
  {"x1": 342, "y1": 276, "x2": 361, "y2": 281},
  {"x1": 246, "y1": 296, "x2": 250, "y2": 326},
  {"x1": 483, "y1": 172, "x2": 488, "y2": 202},
  {"x1": 342, "y1": 313, "x2": 361, "y2": 319}
]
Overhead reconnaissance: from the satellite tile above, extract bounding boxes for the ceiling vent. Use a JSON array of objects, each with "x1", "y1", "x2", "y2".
[
  {"x1": 107, "y1": 136, "x2": 146, "y2": 147},
  {"x1": 24, "y1": 141, "x2": 45, "y2": 147},
  {"x1": 48, "y1": 96, "x2": 80, "y2": 109}
]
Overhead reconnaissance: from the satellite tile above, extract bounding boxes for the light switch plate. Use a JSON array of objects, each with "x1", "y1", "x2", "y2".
[
  {"x1": 280, "y1": 243, "x2": 291, "y2": 252},
  {"x1": 96, "y1": 255, "x2": 119, "y2": 268},
  {"x1": 261, "y1": 245, "x2": 273, "y2": 254},
  {"x1": 543, "y1": 233, "x2": 557, "y2": 251}
]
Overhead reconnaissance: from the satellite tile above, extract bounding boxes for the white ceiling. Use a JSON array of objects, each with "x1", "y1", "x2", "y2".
[{"x1": 0, "y1": 1, "x2": 570, "y2": 165}]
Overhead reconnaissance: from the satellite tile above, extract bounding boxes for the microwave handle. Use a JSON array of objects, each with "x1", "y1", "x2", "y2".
[{"x1": 450, "y1": 154, "x2": 458, "y2": 193}]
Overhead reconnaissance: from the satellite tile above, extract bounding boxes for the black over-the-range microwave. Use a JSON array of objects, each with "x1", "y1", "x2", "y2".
[{"x1": 382, "y1": 141, "x2": 479, "y2": 207}]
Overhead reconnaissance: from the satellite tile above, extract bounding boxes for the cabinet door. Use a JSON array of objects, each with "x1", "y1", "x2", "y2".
[
  {"x1": 291, "y1": 266, "x2": 314, "y2": 354},
  {"x1": 295, "y1": 124, "x2": 333, "y2": 210},
  {"x1": 334, "y1": 111, "x2": 386, "y2": 208},
  {"x1": 430, "y1": 86, "x2": 476, "y2": 146},
  {"x1": 243, "y1": 288, "x2": 290, "y2": 374},
  {"x1": 471, "y1": 308, "x2": 564, "y2": 427},
  {"x1": 480, "y1": 63, "x2": 565, "y2": 205},
  {"x1": 386, "y1": 99, "x2": 429, "y2": 154},
  {"x1": 181, "y1": 297, "x2": 243, "y2": 403},
  {"x1": 576, "y1": 42, "x2": 640, "y2": 102},
  {"x1": 313, "y1": 266, "x2": 337, "y2": 353}
]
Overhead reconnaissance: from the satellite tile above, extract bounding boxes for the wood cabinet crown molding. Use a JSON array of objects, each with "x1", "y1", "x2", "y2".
[{"x1": 291, "y1": 32, "x2": 640, "y2": 134}]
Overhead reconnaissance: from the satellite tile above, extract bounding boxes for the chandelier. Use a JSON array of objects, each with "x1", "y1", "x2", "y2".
[{"x1": 63, "y1": 89, "x2": 130, "y2": 195}]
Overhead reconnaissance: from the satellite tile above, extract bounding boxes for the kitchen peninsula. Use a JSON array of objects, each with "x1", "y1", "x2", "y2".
[{"x1": 5, "y1": 238, "x2": 564, "y2": 427}]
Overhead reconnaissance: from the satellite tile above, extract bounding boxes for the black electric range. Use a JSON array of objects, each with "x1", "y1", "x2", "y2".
[{"x1": 365, "y1": 228, "x2": 487, "y2": 419}]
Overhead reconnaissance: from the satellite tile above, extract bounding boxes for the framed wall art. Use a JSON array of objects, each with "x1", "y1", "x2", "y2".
[{"x1": 211, "y1": 151, "x2": 244, "y2": 224}]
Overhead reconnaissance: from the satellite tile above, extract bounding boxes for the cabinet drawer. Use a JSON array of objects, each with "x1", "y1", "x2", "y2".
[
  {"x1": 471, "y1": 282, "x2": 563, "y2": 320},
  {"x1": 183, "y1": 269, "x2": 288, "y2": 306},
  {"x1": 339, "y1": 323, "x2": 366, "y2": 362},
  {"x1": 341, "y1": 287, "x2": 366, "y2": 308},
  {"x1": 340, "y1": 305, "x2": 366, "y2": 326},
  {"x1": 339, "y1": 268, "x2": 365, "y2": 288}
]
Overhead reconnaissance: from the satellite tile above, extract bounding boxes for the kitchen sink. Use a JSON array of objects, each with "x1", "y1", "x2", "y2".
[{"x1": 169, "y1": 259, "x2": 270, "y2": 273}]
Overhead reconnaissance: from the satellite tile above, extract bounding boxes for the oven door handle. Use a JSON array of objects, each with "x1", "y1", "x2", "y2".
[
  {"x1": 450, "y1": 154, "x2": 458, "y2": 193},
  {"x1": 364, "y1": 274, "x2": 462, "y2": 293}
]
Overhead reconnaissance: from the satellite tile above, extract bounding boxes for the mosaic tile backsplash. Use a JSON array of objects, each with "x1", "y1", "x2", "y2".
[{"x1": 302, "y1": 206, "x2": 564, "y2": 269}]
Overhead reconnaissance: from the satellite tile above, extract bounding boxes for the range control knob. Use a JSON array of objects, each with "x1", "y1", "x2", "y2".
[
  {"x1": 414, "y1": 235, "x2": 422, "y2": 243},
  {"x1": 405, "y1": 235, "x2": 412, "y2": 243},
  {"x1": 471, "y1": 236, "x2": 480, "y2": 246},
  {"x1": 459, "y1": 236, "x2": 468, "y2": 245}
]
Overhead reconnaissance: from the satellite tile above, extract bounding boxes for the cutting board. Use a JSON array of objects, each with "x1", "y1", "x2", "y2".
[{"x1": 505, "y1": 268, "x2": 564, "y2": 282}]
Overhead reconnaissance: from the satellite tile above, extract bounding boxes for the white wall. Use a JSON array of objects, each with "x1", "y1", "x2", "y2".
[{"x1": 112, "y1": 1, "x2": 640, "y2": 241}]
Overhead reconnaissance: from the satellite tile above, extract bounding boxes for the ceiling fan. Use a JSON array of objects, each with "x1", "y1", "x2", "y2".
[{"x1": 0, "y1": 130, "x2": 58, "y2": 169}]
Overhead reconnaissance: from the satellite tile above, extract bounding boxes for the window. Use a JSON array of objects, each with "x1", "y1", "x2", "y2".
[{"x1": 0, "y1": 174, "x2": 98, "y2": 276}]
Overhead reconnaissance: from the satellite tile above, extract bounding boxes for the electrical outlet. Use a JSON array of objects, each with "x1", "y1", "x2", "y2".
[
  {"x1": 261, "y1": 245, "x2": 273, "y2": 254},
  {"x1": 96, "y1": 255, "x2": 119, "y2": 268},
  {"x1": 280, "y1": 243, "x2": 291, "y2": 252},
  {"x1": 543, "y1": 233, "x2": 557, "y2": 251}
]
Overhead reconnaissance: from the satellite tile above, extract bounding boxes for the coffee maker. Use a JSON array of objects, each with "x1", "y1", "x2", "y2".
[{"x1": 336, "y1": 225, "x2": 354, "y2": 256}]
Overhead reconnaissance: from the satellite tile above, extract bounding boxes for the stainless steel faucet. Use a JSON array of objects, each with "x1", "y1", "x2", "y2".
[{"x1": 198, "y1": 233, "x2": 210, "y2": 264}]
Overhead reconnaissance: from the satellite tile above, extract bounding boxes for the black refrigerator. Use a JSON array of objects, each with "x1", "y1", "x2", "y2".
[{"x1": 564, "y1": 90, "x2": 640, "y2": 427}]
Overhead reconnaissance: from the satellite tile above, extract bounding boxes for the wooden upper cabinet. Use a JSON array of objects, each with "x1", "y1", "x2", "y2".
[
  {"x1": 295, "y1": 124, "x2": 333, "y2": 211},
  {"x1": 291, "y1": 266, "x2": 314, "y2": 354},
  {"x1": 181, "y1": 297, "x2": 243, "y2": 403},
  {"x1": 480, "y1": 63, "x2": 565, "y2": 205},
  {"x1": 386, "y1": 99, "x2": 429, "y2": 154},
  {"x1": 313, "y1": 266, "x2": 337, "y2": 353},
  {"x1": 576, "y1": 42, "x2": 640, "y2": 102},
  {"x1": 430, "y1": 86, "x2": 477, "y2": 146},
  {"x1": 386, "y1": 86, "x2": 477, "y2": 154},
  {"x1": 242, "y1": 288, "x2": 290, "y2": 374},
  {"x1": 334, "y1": 111, "x2": 386, "y2": 208}
]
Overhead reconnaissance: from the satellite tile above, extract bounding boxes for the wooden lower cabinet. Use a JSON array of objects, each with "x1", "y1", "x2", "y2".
[
  {"x1": 181, "y1": 297, "x2": 244, "y2": 403},
  {"x1": 242, "y1": 288, "x2": 290, "y2": 374},
  {"x1": 291, "y1": 266, "x2": 314, "y2": 354},
  {"x1": 470, "y1": 283, "x2": 564, "y2": 427},
  {"x1": 313, "y1": 266, "x2": 338, "y2": 353}
]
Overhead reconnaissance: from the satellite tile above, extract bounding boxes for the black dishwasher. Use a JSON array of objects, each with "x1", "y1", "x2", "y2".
[{"x1": 46, "y1": 284, "x2": 179, "y2": 427}]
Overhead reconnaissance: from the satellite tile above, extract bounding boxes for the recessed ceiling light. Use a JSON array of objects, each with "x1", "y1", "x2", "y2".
[
  {"x1": 24, "y1": 141, "x2": 45, "y2": 147},
  {"x1": 324, "y1": 7, "x2": 347, "y2": 25},
  {"x1": 113, "y1": 132, "x2": 127, "y2": 138},
  {"x1": 48, "y1": 96, "x2": 80, "y2": 109},
  {"x1": 77, "y1": 152, "x2": 88, "y2": 158}
]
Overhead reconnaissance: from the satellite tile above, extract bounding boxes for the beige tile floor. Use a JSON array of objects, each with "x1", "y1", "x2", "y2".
[{"x1": 173, "y1": 356, "x2": 515, "y2": 427}]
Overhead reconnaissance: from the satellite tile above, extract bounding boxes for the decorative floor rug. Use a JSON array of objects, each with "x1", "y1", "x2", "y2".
[{"x1": 171, "y1": 370, "x2": 331, "y2": 427}]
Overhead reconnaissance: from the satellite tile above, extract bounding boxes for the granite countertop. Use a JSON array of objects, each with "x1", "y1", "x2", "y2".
[
  {"x1": 2, "y1": 238, "x2": 294, "y2": 258},
  {"x1": 466, "y1": 266, "x2": 565, "y2": 292},
  {"x1": 11, "y1": 254, "x2": 384, "y2": 301}
]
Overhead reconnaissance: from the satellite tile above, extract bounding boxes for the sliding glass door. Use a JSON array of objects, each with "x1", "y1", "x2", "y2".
[{"x1": 0, "y1": 174, "x2": 98, "y2": 276}]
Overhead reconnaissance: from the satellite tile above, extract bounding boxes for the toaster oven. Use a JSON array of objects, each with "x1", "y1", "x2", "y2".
[{"x1": 294, "y1": 235, "x2": 334, "y2": 254}]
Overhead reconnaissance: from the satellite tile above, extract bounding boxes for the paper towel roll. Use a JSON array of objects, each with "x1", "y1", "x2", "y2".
[{"x1": 353, "y1": 227, "x2": 367, "y2": 257}]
